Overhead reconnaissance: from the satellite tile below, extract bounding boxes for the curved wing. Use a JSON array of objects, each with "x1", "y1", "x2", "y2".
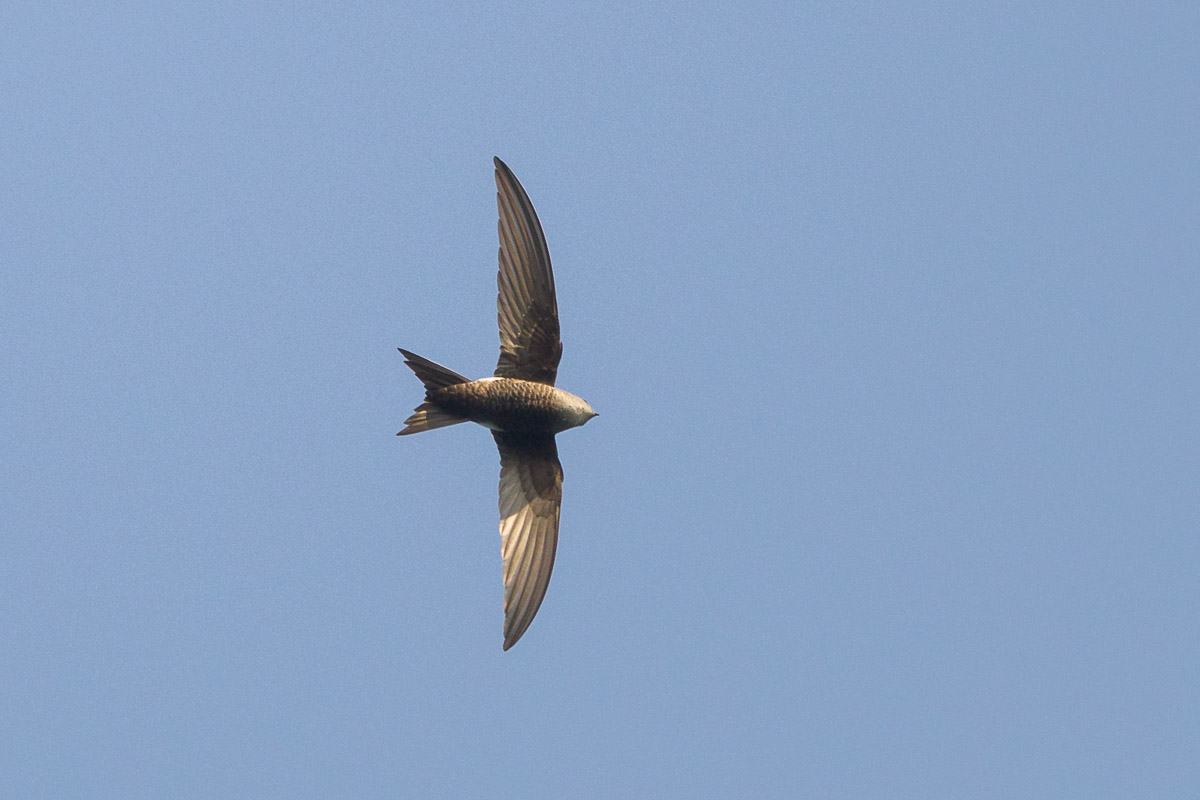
[
  {"x1": 493, "y1": 157, "x2": 562, "y2": 386},
  {"x1": 494, "y1": 431, "x2": 562, "y2": 650}
]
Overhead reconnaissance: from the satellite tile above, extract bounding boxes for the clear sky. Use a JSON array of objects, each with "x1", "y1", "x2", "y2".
[{"x1": 3, "y1": 3, "x2": 1198, "y2": 797}]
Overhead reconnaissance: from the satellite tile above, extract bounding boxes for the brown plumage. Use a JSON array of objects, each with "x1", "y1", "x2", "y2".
[{"x1": 397, "y1": 158, "x2": 597, "y2": 650}]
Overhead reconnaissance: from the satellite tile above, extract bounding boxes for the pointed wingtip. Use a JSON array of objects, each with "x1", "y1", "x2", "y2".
[{"x1": 494, "y1": 157, "x2": 515, "y2": 182}]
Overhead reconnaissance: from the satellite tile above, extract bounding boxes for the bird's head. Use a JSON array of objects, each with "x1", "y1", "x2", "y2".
[{"x1": 558, "y1": 392, "x2": 598, "y2": 431}]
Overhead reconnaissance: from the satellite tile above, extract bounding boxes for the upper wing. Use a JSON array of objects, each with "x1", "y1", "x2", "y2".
[
  {"x1": 494, "y1": 431, "x2": 563, "y2": 650},
  {"x1": 493, "y1": 157, "x2": 562, "y2": 386}
]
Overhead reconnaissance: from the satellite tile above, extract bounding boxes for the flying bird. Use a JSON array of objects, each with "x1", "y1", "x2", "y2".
[{"x1": 397, "y1": 157, "x2": 598, "y2": 650}]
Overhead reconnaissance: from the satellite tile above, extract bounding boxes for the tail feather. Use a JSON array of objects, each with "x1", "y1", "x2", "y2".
[
  {"x1": 397, "y1": 349, "x2": 471, "y2": 435},
  {"x1": 398, "y1": 349, "x2": 470, "y2": 390},
  {"x1": 398, "y1": 402, "x2": 467, "y2": 435}
]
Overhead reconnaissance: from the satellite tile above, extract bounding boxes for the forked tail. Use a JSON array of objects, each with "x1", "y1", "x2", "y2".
[{"x1": 397, "y1": 349, "x2": 471, "y2": 435}]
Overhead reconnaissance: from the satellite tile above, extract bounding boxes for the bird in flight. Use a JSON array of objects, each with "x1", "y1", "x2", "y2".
[{"x1": 397, "y1": 157, "x2": 598, "y2": 650}]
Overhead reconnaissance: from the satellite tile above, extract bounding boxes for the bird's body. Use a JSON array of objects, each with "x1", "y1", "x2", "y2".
[
  {"x1": 432, "y1": 378, "x2": 596, "y2": 436},
  {"x1": 396, "y1": 157, "x2": 596, "y2": 650}
]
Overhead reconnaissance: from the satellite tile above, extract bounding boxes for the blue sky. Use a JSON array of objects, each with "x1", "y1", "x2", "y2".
[{"x1": 3, "y1": 2, "x2": 1198, "y2": 797}]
